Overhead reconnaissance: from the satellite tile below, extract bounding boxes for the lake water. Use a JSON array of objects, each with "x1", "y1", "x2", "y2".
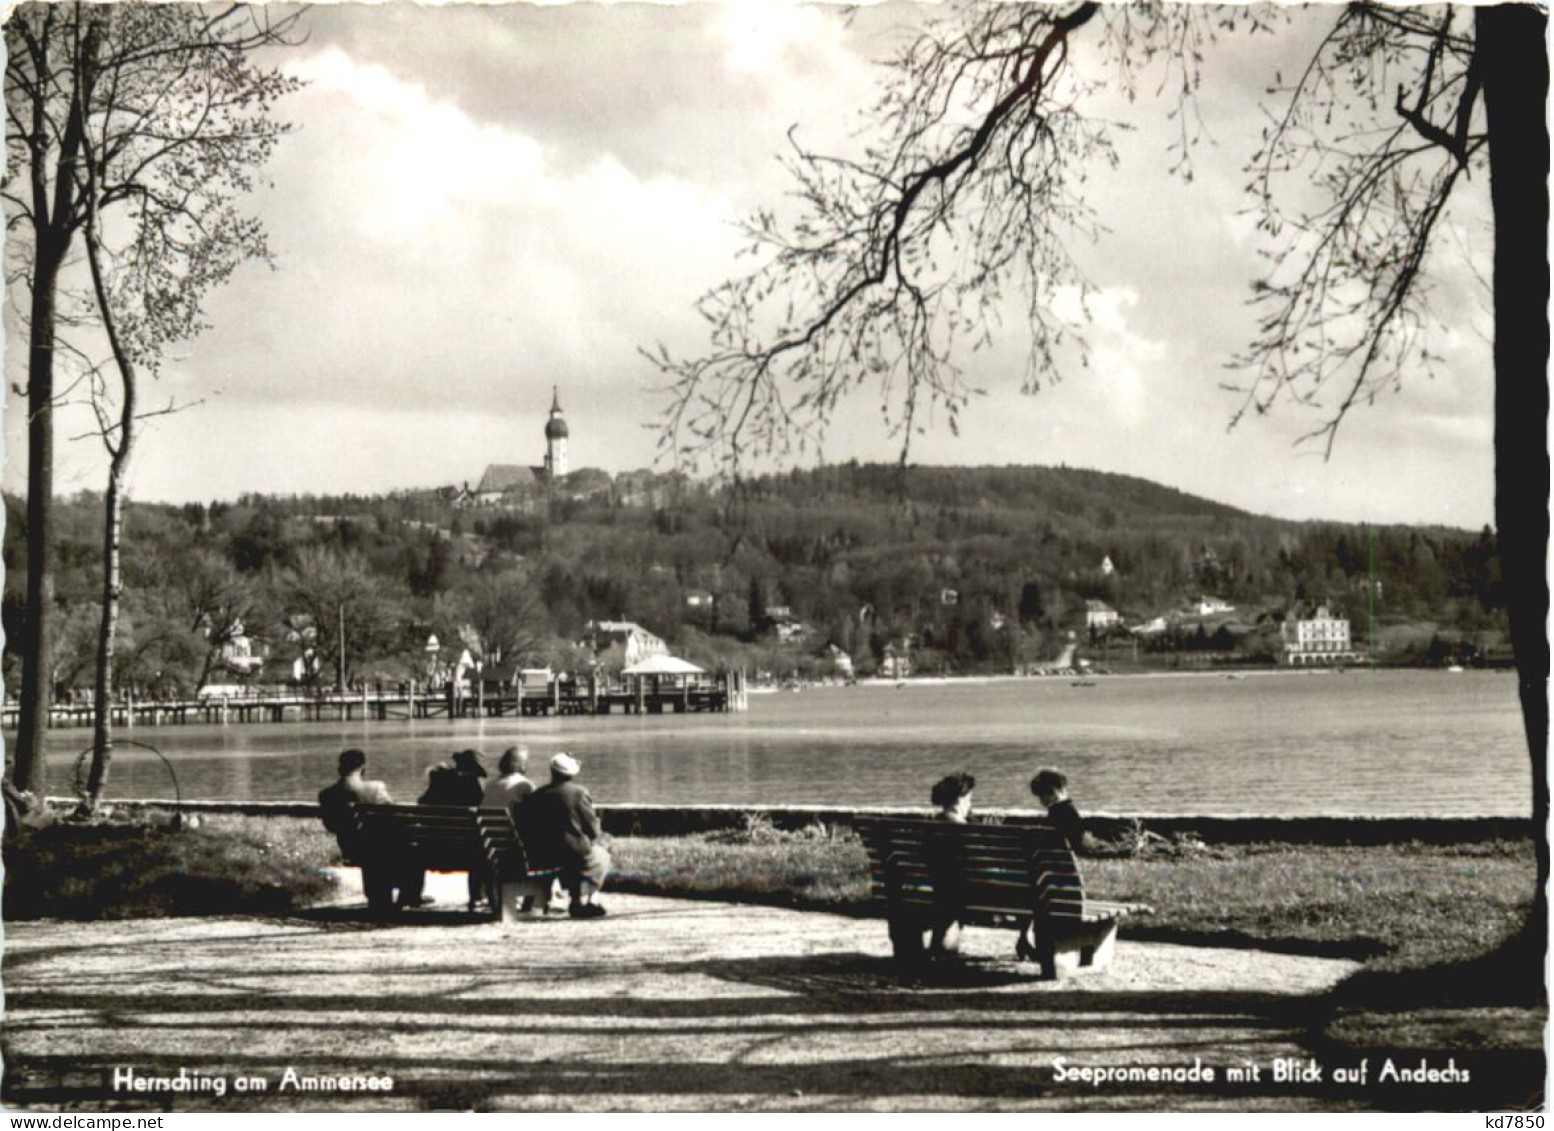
[{"x1": 38, "y1": 669, "x2": 1530, "y2": 816}]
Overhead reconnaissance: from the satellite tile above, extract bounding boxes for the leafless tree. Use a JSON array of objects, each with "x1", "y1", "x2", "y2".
[
  {"x1": 651, "y1": 2, "x2": 1546, "y2": 939},
  {"x1": 1232, "y1": 5, "x2": 1484, "y2": 452},
  {"x1": 177, "y1": 550, "x2": 267, "y2": 695},
  {"x1": 463, "y1": 569, "x2": 553, "y2": 670},
  {"x1": 649, "y1": 4, "x2": 1250, "y2": 472},
  {"x1": 281, "y1": 546, "x2": 407, "y2": 691},
  {"x1": 3, "y1": 2, "x2": 302, "y2": 806}
]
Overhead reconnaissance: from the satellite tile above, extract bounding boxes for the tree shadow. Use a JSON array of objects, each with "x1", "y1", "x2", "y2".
[
  {"x1": 291, "y1": 905, "x2": 494, "y2": 930},
  {"x1": 1289, "y1": 932, "x2": 1549, "y2": 1111},
  {"x1": 1121, "y1": 925, "x2": 1388, "y2": 962},
  {"x1": 605, "y1": 880, "x2": 878, "y2": 920},
  {"x1": 6, "y1": 911, "x2": 1547, "y2": 1114},
  {"x1": 1324, "y1": 931, "x2": 1547, "y2": 1012},
  {"x1": 4, "y1": 942, "x2": 1541, "y2": 1112}
]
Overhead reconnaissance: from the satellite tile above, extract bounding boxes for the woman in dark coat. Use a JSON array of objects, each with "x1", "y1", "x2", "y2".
[
  {"x1": 419, "y1": 749, "x2": 488, "y2": 909},
  {"x1": 420, "y1": 749, "x2": 487, "y2": 807}
]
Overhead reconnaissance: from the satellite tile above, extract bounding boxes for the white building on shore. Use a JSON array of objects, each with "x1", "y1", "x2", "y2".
[
  {"x1": 1281, "y1": 604, "x2": 1363, "y2": 665},
  {"x1": 584, "y1": 620, "x2": 667, "y2": 668}
]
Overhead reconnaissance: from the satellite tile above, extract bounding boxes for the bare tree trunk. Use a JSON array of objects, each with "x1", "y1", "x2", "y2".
[
  {"x1": 12, "y1": 14, "x2": 98, "y2": 805},
  {"x1": 12, "y1": 239, "x2": 65, "y2": 801},
  {"x1": 83, "y1": 463, "x2": 127, "y2": 810},
  {"x1": 1479, "y1": 4, "x2": 1549, "y2": 947},
  {"x1": 79, "y1": 141, "x2": 136, "y2": 815},
  {"x1": 194, "y1": 648, "x2": 218, "y2": 697}
]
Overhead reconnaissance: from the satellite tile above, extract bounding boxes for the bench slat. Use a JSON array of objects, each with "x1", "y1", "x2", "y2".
[
  {"x1": 858, "y1": 821, "x2": 1069, "y2": 839},
  {"x1": 860, "y1": 836, "x2": 1071, "y2": 855},
  {"x1": 860, "y1": 828, "x2": 1066, "y2": 843},
  {"x1": 869, "y1": 854, "x2": 1081, "y2": 875},
  {"x1": 855, "y1": 817, "x2": 1117, "y2": 936},
  {"x1": 875, "y1": 889, "x2": 1092, "y2": 918},
  {"x1": 348, "y1": 803, "x2": 553, "y2": 894},
  {"x1": 364, "y1": 820, "x2": 485, "y2": 834}
]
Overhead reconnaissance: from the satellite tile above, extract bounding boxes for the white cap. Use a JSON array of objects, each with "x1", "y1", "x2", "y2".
[{"x1": 551, "y1": 752, "x2": 581, "y2": 777}]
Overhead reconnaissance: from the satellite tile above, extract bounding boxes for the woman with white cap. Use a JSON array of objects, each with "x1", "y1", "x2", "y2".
[{"x1": 516, "y1": 752, "x2": 611, "y2": 918}]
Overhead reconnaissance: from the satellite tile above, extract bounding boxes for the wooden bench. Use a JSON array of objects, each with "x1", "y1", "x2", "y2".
[
  {"x1": 344, "y1": 803, "x2": 558, "y2": 922},
  {"x1": 853, "y1": 817, "x2": 1144, "y2": 977}
]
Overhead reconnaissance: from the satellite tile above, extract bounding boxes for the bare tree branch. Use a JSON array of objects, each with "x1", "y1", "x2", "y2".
[{"x1": 1231, "y1": 3, "x2": 1488, "y2": 453}]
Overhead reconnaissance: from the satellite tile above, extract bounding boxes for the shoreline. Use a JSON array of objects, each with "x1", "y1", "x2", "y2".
[
  {"x1": 804, "y1": 666, "x2": 1506, "y2": 689},
  {"x1": 30, "y1": 670, "x2": 1524, "y2": 820},
  {"x1": 62, "y1": 797, "x2": 1535, "y2": 844},
  {"x1": 6, "y1": 811, "x2": 1538, "y2": 1113}
]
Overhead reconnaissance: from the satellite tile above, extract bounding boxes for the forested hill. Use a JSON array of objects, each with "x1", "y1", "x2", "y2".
[
  {"x1": 3, "y1": 463, "x2": 1503, "y2": 690},
  {"x1": 693, "y1": 463, "x2": 1495, "y2": 637},
  {"x1": 732, "y1": 463, "x2": 1250, "y2": 522}
]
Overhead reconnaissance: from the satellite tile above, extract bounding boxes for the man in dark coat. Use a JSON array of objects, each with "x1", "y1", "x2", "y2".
[
  {"x1": 1030, "y1": 767, "x2": 1086, "y2": 854},
  {"x1": 518, "y1": 752, "x2": 611, "y2": 918},
  {"x1": 318, "y1": 748, "x2": 427, "y2": 911},
  {"x1": 419, "y1": 749, "x2": 487, "y2": 807},
  {"x1": 417, "y1": 749, "x2": 489, "y2": 909}
]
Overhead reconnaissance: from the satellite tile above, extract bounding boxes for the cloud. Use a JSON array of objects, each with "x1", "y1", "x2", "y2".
[
  {"x1": 1049, "y1": 286, "x2": 1167, "y2": 429},
  {"x1": 191, "y1": 45, "x2": 744, "y2": 425},
  {"x1": 715, "y1": 1, "x2": 850, "y2": 75},
  {"x1": 286, "y1": 50, "x2": 551, "y2": 237},
  {"x1": 2, "y1": 2, "x2": 1498, "y2": 530}
]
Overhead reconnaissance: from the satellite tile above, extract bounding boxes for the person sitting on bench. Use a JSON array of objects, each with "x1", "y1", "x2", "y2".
[
  {"x1": 481, "y1": 747, "x2": 548, "y2": 913},
  {"x1": 421, "y1": 749, "x2": 488, "y2": 807},
  {"x1": 1019, "y1": 766, "x2": 1087, "y2": 959},
  {"x1": 1030, "y1": 767, "x2": 1086, "y2": 853},
  {"x1": 419, "y1": 749, "x2": 489, "y2": 910},
  {"x1": 931, "y1": 771, "x2": 975, "y2": 824},
  {"x1": 318, "y1": 748, "x2": 428, "y2": 910},
  {"x1": 518, "y1": 753, "x2": 611, "y2": 919},
  {"x1": 480, "y1": 747, "x2": 534, "y2": 818},
  {"x1": 926, "y1": 772, "x2": 977, "y2": 957}
]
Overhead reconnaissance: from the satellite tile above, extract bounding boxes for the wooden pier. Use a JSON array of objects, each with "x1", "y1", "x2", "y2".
[{"x1": 0, "y1": 670, "x2": 748, "y2": 730}]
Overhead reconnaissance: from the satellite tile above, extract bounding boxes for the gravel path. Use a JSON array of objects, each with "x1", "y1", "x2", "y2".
[{"x1": 2, "y1": 871, "x2": 1363, "y2": 1112}]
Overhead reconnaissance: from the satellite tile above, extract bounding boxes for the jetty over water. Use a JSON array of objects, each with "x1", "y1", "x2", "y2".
[{"x1": 1, "y1": 670, "x2": 748, "y2": 730}]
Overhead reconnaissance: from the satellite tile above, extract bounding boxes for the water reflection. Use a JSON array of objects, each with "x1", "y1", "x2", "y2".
[{"x1": 41, "y1": 670, "x2": 1530, "y2": 816}]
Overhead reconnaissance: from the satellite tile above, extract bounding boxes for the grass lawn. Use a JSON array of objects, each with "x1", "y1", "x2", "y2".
[
  {"x1": 3, "y1": 810, "x2": 336, "y2": 920},
  {"x1": 6, "y1": 809, "x2": 1542, "y2": 1103},
  {"x1": 608, "y1": 823, "x2": 1536, "y2": 973},
  {"x1": 607, "y1": 820, "x2": 1544, "y2": 1100},
  {"x1": 7, "y1": 811, "x2": 1535, "y2": 976}
]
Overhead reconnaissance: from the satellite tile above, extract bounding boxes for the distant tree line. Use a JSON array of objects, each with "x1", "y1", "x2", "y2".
[{"x1": 2, "y1": 464, "x2": 1507, "y2": 695}]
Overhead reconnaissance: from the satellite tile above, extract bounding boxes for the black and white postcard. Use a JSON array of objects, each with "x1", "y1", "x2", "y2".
[{"x1": 1, "y1": 1, "x2": 1544, "y2": 1114}]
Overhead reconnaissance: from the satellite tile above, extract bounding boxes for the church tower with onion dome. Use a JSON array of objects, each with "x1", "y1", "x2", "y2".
[{"x1": 543, "y1": 386, "x2": 569, "y2": 479}]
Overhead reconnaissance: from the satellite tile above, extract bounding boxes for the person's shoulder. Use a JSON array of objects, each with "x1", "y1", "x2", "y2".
[{"x1": 363, "y1": 779, "x2": 393, "y2": 804}]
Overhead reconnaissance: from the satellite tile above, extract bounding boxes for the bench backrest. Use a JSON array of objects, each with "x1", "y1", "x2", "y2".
[
  {"x1": 853, "y1": 817, "x2": 1085, "y2": 922},
  {"x1": 351, "y1": 804, "x2": 539, "y2": 876}
]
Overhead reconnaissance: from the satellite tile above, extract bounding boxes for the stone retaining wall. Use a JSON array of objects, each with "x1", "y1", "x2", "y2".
[{"x1": 72, "y1": 797, "x2": 1532, "y2": 845}]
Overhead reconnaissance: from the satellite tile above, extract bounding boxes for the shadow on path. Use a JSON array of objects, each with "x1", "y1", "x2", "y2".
[
  {"x1": 2, "y1": 943, "x2": 1346, "y2": 1112},
  {"x1": 4, "y1": 915, "x2": 1542, "y2": 1112}
]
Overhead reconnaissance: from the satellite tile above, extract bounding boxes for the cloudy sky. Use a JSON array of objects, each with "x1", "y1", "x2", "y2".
[{"x1": 4, "y1": 1, "x2": 1497, "y2": 527}]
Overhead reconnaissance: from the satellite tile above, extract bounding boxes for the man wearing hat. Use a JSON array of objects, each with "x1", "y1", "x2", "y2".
[
  {"x1": 480, "y1": 747, "x2": 534, "y2": 821},
  {"x1": 517, "y1": 752, "x2": 611, "y2": 918},
  {"x1": 419, "y1": 749, "x2": 490, "y2": 910},
  {"x1": 420, "y1": 749, "x2": 488, "y2": 808},
  {"x1": 318, "y1": 749, "x2": 426, "y2": 912}
]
